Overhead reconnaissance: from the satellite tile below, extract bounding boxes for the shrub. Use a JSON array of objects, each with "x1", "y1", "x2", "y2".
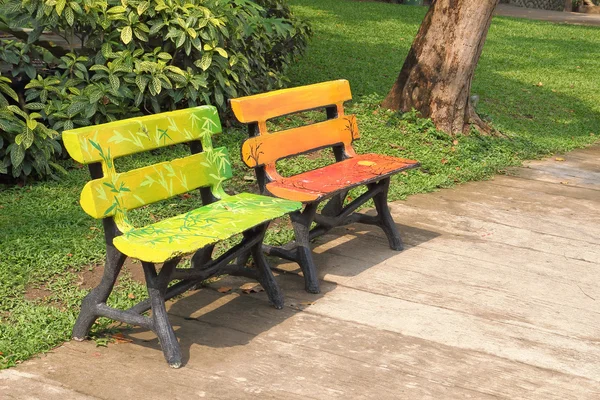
[
  {"x1": 0, "y1": 0, "x2": 311, "y2": 180},
  {"x1": 0, "y1": 72, "x2": 63, "y2": 179}
]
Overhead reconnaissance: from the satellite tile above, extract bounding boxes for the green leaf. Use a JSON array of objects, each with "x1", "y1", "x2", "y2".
[
  {"x1": 215, "y1": 90, "x2": 224, "y2": 107},
  {"x1": 25, "y1": 102, "x2": 45, "y2": 110},
  {"x1": 165, "y1": 65, "x2": 184, "y2": 75},
  {"x1": 6, "y1": 105, "x2": 28, "y2": 119},
  {"x1": 159, "y1": 77, "x2": 172, "y2": 90},
  {"x1": 65, "y1": 6, "x2": 74, "y2": 26},
  {"x1": 176, "y1": 32, "x2": 186, "y2": 48},
  {"x1": 67, "y1": 101, "x2": 86, "y2": 116},
  {"x1": 186, "y1": 28, "x2": 197, "y2": 39},
  {"x1": 10, "y1": 144, "x2": 25, "y2": 168},
  {"x1": 198, "y1": 52, "x2": 212, "y2": 71},
  {"x1": 148, "y1": 21, "x2": 165, "y2": 36},
  {"x1": 109, "y1": 74, "x2": 120, "y2": 92},
  {"x1": 121, "y1": 26, "x2": 133, "y2": 45},
  {"x1": 24, "y1": 65, "x2": 36, "y2": 80},
  {"x1": 107, "y1": 5, "x2": 127, "y2": 14},
  {"x1": 151, "y1": 77, "x2": 162, "y2": 95},
  {"x1": 184, "y1": 39, "x2": 191, "y2": 56},
  {"x1": 26, "y1": 119, "x2": 38, "y2": 131},
  {"x1": 22, "y1": 127, "x2": 34, "y2": 148},
  {"x1": 27, "y1": 26, "x2": 44, "y2": 44},
  {"x1": 137, "y1": 1, "x2": 149, "y2": 15},
  {"x1": 0, "y1": 84, "x2": 18, "y2": 101},
  {"x1": 134, "y1": 90, "x2": 143, "y2": 107},
  {"x1": 134, "y1": 28, "x2": 148, "y2": 42},
  {"x1": 135, "y1": 75, "x2": 148, "y2": 92},
  {"x1": 214, "y1": 47, "x2": 228, "y2": 58},
  {"x1": 55, "y1": 0, "x2": 66, "y2": 15},
  {"x1": 69, "y1": 1, "x2": 82, "y2": 13},
  {"x1": 101, "y1": 43, "x2": 113, "y2": 58}
]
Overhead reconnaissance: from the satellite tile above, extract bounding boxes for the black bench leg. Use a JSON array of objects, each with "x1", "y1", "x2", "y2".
[
  {"x1": 373, "y1": 178, "x2": 403, "y2": 251},
  {"x1": 291, "y1": 203, "x2": 320, "y2": 294},
  {"x1": 142, "y1": 260, "x2": 182, "y2": 368},
  {"x1": 235, "y1": 250, "x2": 252, "y2": 268},
  {"x1": 72, "y1": 245, "x2": 126, "y2": 340},
  {"x1": 251, "y1": 224, "x2": 285, "y2": 309},
  {"x1": 321, "y1": 190, "x2": 348, "y2": 217},
  {"x1": 191, "y1": 244, "x2": 214, "y2": 267}
]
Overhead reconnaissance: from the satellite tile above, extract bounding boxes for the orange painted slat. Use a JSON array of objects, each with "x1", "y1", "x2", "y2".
[
  {"x1": 241, "y1": 115, "x2": 359, "y2": 168},
  {"x1": 230, "y1": 80, "x2": 352, "y2": 123}
]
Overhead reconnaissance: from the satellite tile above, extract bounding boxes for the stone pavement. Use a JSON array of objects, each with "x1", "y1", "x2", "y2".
[
  {"x1": 495, "y1": 3, "x2": 600, "y2": 26},
  {"x1": 1, "y1": 145, "x2": 600, "y2": 399}
]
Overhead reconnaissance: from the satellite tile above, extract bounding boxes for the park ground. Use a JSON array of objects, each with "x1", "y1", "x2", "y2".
[
  {"x1": 1, "y1": 0, "x2": 600, "y2": 373},
  {"x1": 2, "y1": 142, "x2": 599, "y2": 399}
]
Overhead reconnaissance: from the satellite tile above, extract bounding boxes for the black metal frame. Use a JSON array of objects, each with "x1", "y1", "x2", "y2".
[
  {"x1": 72, "y1": 142, "x2": 284, "y2": 368},
  {"x1": 245, "y1": 106, "x2": 404, "y2": 294}
]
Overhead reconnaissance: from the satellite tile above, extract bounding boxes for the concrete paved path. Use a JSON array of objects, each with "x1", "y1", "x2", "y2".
[
  {"x1": 2, "y1": 145, "x2": 600, "y2": 399},
  {"x1": 495, "y1": 3, "x2": 600, "y2": 26}
]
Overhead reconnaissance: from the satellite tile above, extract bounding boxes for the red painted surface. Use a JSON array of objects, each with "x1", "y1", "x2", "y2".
[{"x1": 266, "y1": 154, "x2": 419, "y2": 202}]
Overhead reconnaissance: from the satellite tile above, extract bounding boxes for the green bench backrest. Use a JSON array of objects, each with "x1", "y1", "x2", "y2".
[{"x1": 63, "y1": 106, "x2": 231, "y2": 229}]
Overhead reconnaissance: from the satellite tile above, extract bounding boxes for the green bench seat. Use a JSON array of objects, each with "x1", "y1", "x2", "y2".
[{"x1": 114, "y1": 193, "x2": 299, "y2": 263}]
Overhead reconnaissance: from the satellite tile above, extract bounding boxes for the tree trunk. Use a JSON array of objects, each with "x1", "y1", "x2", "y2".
[{"x1": 382, "y1": 0, "x2": 499, "y2": 134}]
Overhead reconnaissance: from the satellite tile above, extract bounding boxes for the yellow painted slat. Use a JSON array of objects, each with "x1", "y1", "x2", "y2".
[
  {"x1": 230, "y1": 80, "x2": 352, "y2": 124},
  {"x1": 241, "y1": 115, "x2": 359, "y2": 168},
  {"x1": 79, "y1": 148, "x2": 232, "y2": 219},
  {"x1": 63, "y1": 106, "x2": 221, "y2": 164},
  {"x1": 112, "y1": 193, "x2": 302, "y2": 262}
]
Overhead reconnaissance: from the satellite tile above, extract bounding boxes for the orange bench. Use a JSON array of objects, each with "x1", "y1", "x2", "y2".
[{"x1": 231, "y1": 80, "x2": 420, "y2": 293}]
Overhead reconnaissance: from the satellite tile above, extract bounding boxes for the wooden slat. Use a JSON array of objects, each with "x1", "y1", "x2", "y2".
[
  {"x1": 230, "y1": 80, "x2": 352, "y2": 123},
  {"x1": 63, "y1": 106, "x2": 221, "y2": 164},
  {"x1": 240, "y1": 115, "x2": 359, "y2": 167},
  {"x1": 79, "y1": 149, "x2": 232, "y2": 219}
]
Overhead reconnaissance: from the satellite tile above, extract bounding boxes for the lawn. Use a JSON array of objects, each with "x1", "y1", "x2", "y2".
[{"x1": 1, "y1": 0, "x2": 599, "y2": 368}]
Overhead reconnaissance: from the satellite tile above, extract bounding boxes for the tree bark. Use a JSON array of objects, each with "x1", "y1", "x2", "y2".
[{"x1": 382, "y1": 0, "x2": 499, "y2": 134}]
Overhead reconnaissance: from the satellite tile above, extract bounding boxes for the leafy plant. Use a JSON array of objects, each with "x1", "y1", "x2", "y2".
[
  {"x1": 0, "y1": 74, "x2": 63, "y2": 179},
  {"x1": 0, "y1": 0, "x2": 311, "y2": 181}
]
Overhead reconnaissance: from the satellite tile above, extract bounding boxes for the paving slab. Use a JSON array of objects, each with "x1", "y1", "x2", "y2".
[
  {"x1": 495, "y1": 4, "x2": 600, "y2": 26},
  {"x1": 1, "y1": 145, "x2": 599, "y2": 399}
]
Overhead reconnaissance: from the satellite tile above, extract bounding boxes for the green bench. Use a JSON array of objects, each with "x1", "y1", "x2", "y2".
[{"x1": 63, "y1": 106, "x2": 301, "y2": 368}]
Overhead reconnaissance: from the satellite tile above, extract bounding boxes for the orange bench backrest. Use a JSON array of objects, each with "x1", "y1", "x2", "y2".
[{"x1": 230, "y1": 80, "x2": 359, "y2": 169}]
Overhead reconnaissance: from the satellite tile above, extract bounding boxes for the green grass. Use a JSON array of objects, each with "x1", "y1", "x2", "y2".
[{"x1": 1, "y1": 0, "x2": 599, "y2": 368}]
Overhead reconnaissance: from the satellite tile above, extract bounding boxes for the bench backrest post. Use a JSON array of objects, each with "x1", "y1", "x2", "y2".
[
  {"x1": 324, "y1": 104, "x2": 349, "y2": 163},
  {"x1": 245, "y1": 122, "x2": 269, "y2": 194},
  {"x1": 188, "y1": 139, "x2": 219, "y2": 206}
]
